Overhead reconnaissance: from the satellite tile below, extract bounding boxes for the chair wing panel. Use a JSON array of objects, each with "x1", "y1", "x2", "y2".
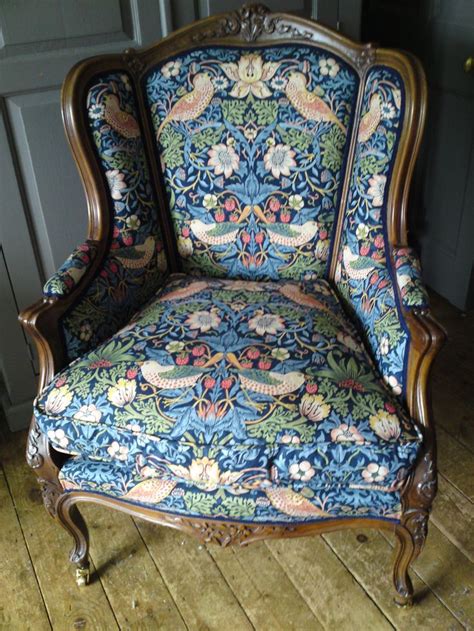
[
  {"x1": 144, "y1": 44, "x2": 359, "y2": 281},
  {"x1": 334, "y1": 64, "x2": 422, "y2": 403},
  {"x1": 56, "y1": 71, "x2": 168, "y2": 360}
]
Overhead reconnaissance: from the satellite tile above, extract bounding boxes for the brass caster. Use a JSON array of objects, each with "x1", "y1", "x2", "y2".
[
  {"x1": 393, "y1": 595, "x2": 414, "y2": 608},
  {"x1": 75, "y1": 565, "x2": 90, "y2": 587}
]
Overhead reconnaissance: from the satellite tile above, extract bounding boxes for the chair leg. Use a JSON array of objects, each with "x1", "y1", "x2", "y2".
[
  {"x1": 56, "y1": 496, "x2": 90, "y2": 586},
  {"x1": 392, "y1": 524, "x2": 417, "y2": 606}
]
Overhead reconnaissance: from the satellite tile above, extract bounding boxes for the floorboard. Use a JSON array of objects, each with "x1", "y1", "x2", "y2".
[{"x1": 1, "y1": 292, "x2": 472, "y2": 630}]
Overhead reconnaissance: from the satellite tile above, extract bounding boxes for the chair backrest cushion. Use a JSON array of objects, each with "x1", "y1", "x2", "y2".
[{"x1": 145, "y1": 44, "x2": 359, "y2": 281}]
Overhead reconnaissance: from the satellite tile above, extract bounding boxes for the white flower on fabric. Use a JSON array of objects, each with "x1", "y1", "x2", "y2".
[
  {"x1": 362, "y1": 463, "x2": 389, "y2": 483},
  {"x1": 126, "y1": 423, "x2": 142, "y2": 433},
  {"x1": 381, "y1": 102, "x2": 396, "y2": 120},
  {"x1": 207, "y1": 143, "x2": 240, "y2": 178},
  {"x1": 288, "y1": 194, "x2": 304, "y2": 211},
  {"x1": 166, "y1": 341, "x2": 185, "y2": 353},
  {"x1": 384, "y1": 374, "x2": 402, "y2": 396},
  {"x1": 212, "y1": 76, "x2": 228, "y2": 91},
  {"x1": 107, "y1": 441, "x2": 129, "y2": 461},
  {"x1": 248, "y1": 313, "x2": 285, "y2": 336},
  {"x1": 47, "y1": 428, "x2": 69, "y2": 449},
  {"x1": 271, "y1": 347, "x2": 290, "y2": 361},
  {"x1": 221, "y1": 54, "x2": 279, "y2": 99},
  {"x1": 73, "y1": 404, "x2": 102, "y2": 424},
  {"x1": 106, "y1": 169, "x2": 127, "y2": 200},
  {"x1": 356, "y1": 222, "x2": 369, "y2": 240},
  {"x1": 44, "y1": 386, "x2": 72, "y2": 415},
  {"x1": 319, "y1": 57, "x2": 340, "y2": 77},
  {"x1": 161, "y1": 60, "x2": 181, "y2": 78},
  {"x1": 107, "y1": 378, "x2": 136, "y2": 407},
  {"x1": 367, "y1": 174, "x2": 386, "y2": 207},
  {"x1": 271, "y1": 75, "x2": 287, "y2": 91},
  {"x1": 185, "y1": 310, "x2": 221, "y2": 332},
  {"x1": 126, "y1": 214, "x2": 141, "y2": 231},
  {"x1": 289, "y1": 460, "x2": 315, "y2": 482},
  {"x1": 88, "y1": 103, "x2": 104, "y2": 120},
  {"x1": 203, "y1": 193, "x2": 219, "y2": 209},
  {"x1": 264, "y1": 144, "x2": 296, "y2": 179}
]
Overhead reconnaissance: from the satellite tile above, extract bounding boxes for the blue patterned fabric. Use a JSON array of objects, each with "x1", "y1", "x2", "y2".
[
  {"x1": 44, "y1": 241, "x2": 98, "y2": 297},
  {"x1": 393, "y1": 246, "x2": 429, "y2": 310},
  {"x1": 145, "y1": 45, "x2": 359, "y2": 280},
  {"x1": 58, "y1": 455, "x2": 403, "y2": 523},
  {"x1": 36, "y1": 274, "x2": 421, "y2": 519},
  {"x1": 57, "y1": 72, "x2": 168, "y2": 360},
  {"x1": 335, "y1": 67, "x2": 409, "y2": 400}
]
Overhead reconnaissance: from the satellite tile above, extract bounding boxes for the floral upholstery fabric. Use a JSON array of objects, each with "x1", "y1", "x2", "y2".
[
  {"x1": 393, "y1": 246, "x2": 429, "y2": 310},
  {"x1": 145, "y1": 45, "x2": 359, "y2": 281},
  {"x1": 58, "y1": 455, "x2": 403, "y2": 523},
  {"x1": 43, "y1": 241, "x2": 98, "y2": 297},
  {"x1": 335, "y1": 67, "x2": 410, "y2": 400},
  {"x1": 57, "y1": 72, "x2": 167, "y2": 360},
  {"x1": 36, "y1": 274, "x2": 421, "y2": 519}
]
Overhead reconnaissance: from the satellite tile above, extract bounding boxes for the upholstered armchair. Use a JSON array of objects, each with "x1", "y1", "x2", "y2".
[{"x1": 20, "y1": 4, "x2": 445, "y2": 605}]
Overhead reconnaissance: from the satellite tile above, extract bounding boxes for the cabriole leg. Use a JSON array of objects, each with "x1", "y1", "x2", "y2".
[
  {"x1": 393, "y1": 524, "x2": 417, "y2": 606},
  {"x1": 56, "y1": 496, "x2": 90, "y2": 586}
]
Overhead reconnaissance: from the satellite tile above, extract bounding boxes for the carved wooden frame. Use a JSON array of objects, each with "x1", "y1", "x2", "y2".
[{"x1": 19, "y1": 3, "x2": 445, "y2": 605}]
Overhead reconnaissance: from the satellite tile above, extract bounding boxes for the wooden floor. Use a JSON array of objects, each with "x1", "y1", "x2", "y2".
[{"x1": 1, "y1": 292, "x2": 473, "y2": 630}]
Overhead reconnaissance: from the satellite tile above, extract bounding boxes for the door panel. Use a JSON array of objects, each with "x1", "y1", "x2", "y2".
[
  {"x1": 7, "y1": 90, "x2": 88, "y2": 276},
  {"x1": 419, "y1": 0, "x2": 474, "y2": 309}
]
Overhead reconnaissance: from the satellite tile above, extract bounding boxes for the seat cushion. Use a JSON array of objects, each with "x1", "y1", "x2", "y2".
[
  {"x1": 35, "y1": 274, "x2": 421, "y2": 500},
  {"x1": 58, "y1": 455, "x2": 403, "y2": 523}
]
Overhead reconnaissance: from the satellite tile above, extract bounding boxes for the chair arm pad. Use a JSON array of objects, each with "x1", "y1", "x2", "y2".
[
  {"x1": 43, "y1": 241, "x2": 99, "y2": 298},
  {"x1": 393, "y1": 246, "x2": 429, "y2": 311}
]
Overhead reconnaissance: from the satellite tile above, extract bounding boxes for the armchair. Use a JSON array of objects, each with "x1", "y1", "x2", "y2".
[{"x1": 20, "y1": 4, "x2": 445, "y2": 605}]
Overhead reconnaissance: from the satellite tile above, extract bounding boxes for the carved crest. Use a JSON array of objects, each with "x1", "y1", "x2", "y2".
[
  {"x1": 123, "y1": 48, "x2": 145, "y2": 75},
  {"x1": 353, "y1": 43, "x2": 377, "y2": 71},
  {"x1": 192, "y1": 3, "x2": 314, "y2": 44}
]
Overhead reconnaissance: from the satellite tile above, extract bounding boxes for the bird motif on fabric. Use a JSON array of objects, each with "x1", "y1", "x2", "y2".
[
  {"x1": 113, "y1": 236, "x2": 156, "y2": 269},
  {"x1": 159, "y1": 280, "x2": 209, "y2": 302},
  {"x1": 266, "y1": 221, "x2": 319, "y2": 247},
  {"x1": 122, "y1": 479, "x2": 176, "y2": 504},
  {"x1": 358, "y1": 93, "x2": 382, "y2": 143},
  {"x1": 239, "y1": 369, "x2": 305, "y2": 396},
  {"x1": 190, "y1": 220, "x2": 239, "y2": 246},
  {"x1": 285, "y1": 72, "x2": 346, "y2": 133},
  {"x1": 342, "y1": 246, "x2": 383, "y2": 280},
  {"x1": 157, "y1": 73, "x2": 215, "y2": 139},
  {"x1": 265, "y1": 487, "x2": 330, "y2": 518},
  {"x1": 141, "y1": 360, "x2": 205, "y2": 389},
  {"x1": 104, "y1": 94, "x2": 141, "y2": 139}
]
